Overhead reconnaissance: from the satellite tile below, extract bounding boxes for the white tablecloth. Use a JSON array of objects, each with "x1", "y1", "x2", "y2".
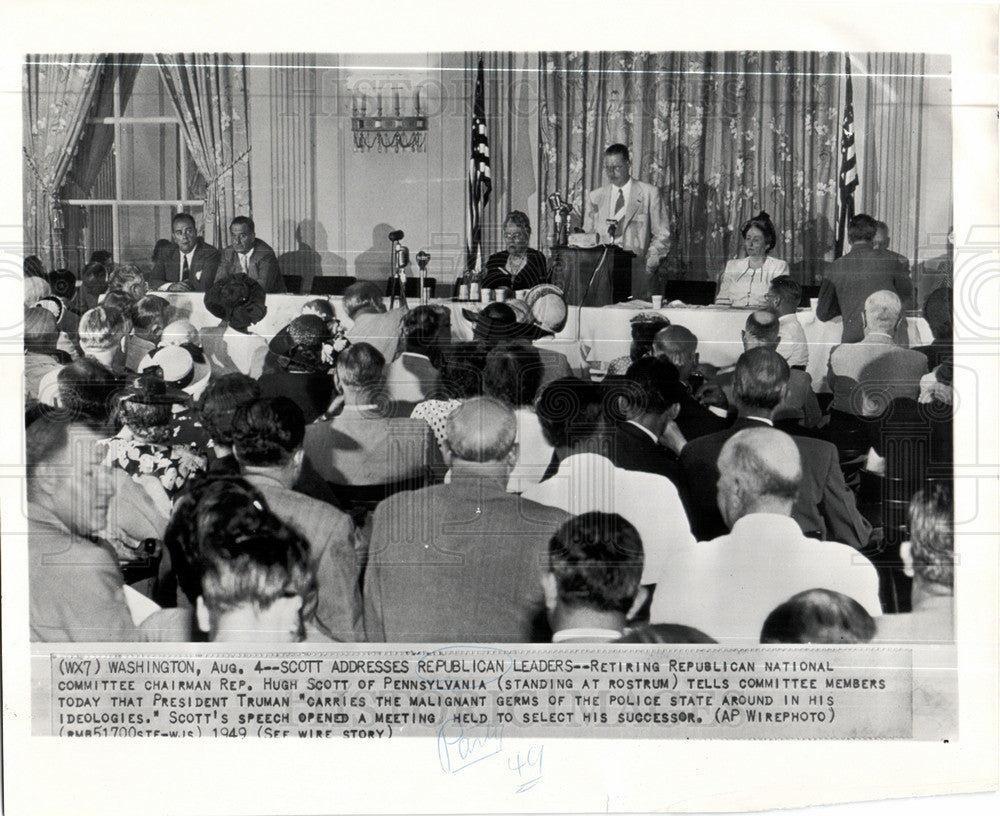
[{"x1": 161, "y1": 294, "x2": 931, "y2": 391}]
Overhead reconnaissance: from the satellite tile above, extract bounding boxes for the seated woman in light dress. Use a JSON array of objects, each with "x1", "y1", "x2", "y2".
[{"x1": 715, "y1": 211, "x2": 788, "y2": 308}]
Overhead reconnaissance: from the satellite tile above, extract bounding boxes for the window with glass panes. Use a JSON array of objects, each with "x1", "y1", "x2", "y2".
[{"x1": 61, "y1": 56, "x2": 206, "y2": 271}]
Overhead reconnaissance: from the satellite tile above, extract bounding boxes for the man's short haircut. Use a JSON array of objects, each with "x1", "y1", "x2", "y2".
[
  {"x1": 81, "y1": 260, "x2": 109, "y2": 287},
  {"x1": 25, "y1": 414, "x2": 70, "y2": 487},
  {"x1": 719, "y1": 427, "x2": 801, "y2": 503},
  {"x1": 548, "y1": 512, "x2": 644, "y2": 615},
  {"x1": 923, "y1": 286, "x2": 953, "y2": 340},
  {"x1": 24, "y1": 254, "x2": 47, "y2": 279},
  {"x1": 24, "y1": 307, "x2": 58, "y2": 353},
  {"x1": 864, "y1": 289, "x2": 902, "y2": 333},
  {"x1": 232, "y1": 396, "x2": 306, "y2": 467},
  {"x1": 107, "y1": 263, "x2": 148, "y2": 299},
  {"x1": 622, "y1": 356, "x2": 686, "y2": 415},
  {"x1": 483, "y1": 342, "x2": 543, "y2": 407},
  {"x1": 733, "y1": 347, "x2": 789, "y2": 410},
  {"x1": 79, "y1": 306, "x2": 130, "y2": 353},
  {"x1": 535, "y1": 377, "x2": 607, "y2": 448},
  {"x1": 760, "y1": 589, "x2": 876, "y2": 644},
  {"x1": 873, "y1": 219, "x2": 889, "y2": 234},
  {"x1": 197, "y1": 373, "x2": 261, "y2": 446},
  {"x1": 444, "y1": 396, "x2": 516, "y2": 463},
  {"x1": 744, "y1": 309, "x2": 780, "y2": 344},
  {"x1": 100, "y1": 289, "x2": 136, "y2": 319},
  {"x1": 49, "y1": 268, "x2": 76, "y2": 299},
  {"x1": 847, "y1": 213, "x2": 878, "y2": 243},
  {"x1": 132, "y1": 295, "x2": 172, "y2": 336},
  {"x1": 336, "y1": 342, "x2": 385, "y2": 388},
  {"x1": 652, "y1": 324, "x2": 698, "y2": 367},
  {"x1": 605, "y1": 143, "x2": 630, "y2": 163},
  {"x1": 172, "y1": 212, "x2": 197, "y2": 231},
  {"x1": 89, "y1": 250, "x2": 114, "y2": 268},
  {"x1": 341, "y1": 281, "x2": 385, "y2": 319},
  {"x1": 768, "y1": 275, "x2": 801, "y2": 307},
  {"x1": 908, "y1": 484, "x2": 953, "y2": 589},
  {"x1": 230, "y1": 215, "x2": 255, "y2": 232}
]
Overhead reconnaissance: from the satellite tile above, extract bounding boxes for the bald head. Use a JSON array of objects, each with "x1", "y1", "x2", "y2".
[
  {"x1": 742, "y1": 310, "x2": 780, "y2": 350},
  {"x1": 863, "y1": 290, "x2": 902, "y2": 335},
  {"x1": 716, "y1": 427, "x2": 801, "y2": 527},
  {"x1": 444, "y1": 396, "x2": 517, "y2": 464},
  {"x1": 653, "y1": 325, "x2": 698, "y2": 378}
]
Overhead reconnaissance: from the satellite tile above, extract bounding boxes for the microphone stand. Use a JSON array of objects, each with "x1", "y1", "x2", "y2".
[
  {"x1": 387, "y1": 238, "x2": 408, "y2": 310},
  {"x1": 575, "y1": 224, "x2": 617, "y2": 341}
]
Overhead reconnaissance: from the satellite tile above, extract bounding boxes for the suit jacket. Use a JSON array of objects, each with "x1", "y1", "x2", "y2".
[
  {"x1": 150, "y1": 241, "x2": 222, "y2": 291},
  {"x1": 679, "y1": 417, "x2": 872, "y2": 549},
  {"x1": 816, "y1": 241, "x2": 913, "y2": 343},
  {"x1": 242, "y1": 472, "x2": 362, "y2": 641},
  {"x1": 218, "y1": 239, "x2": 286, "y2": 293},
  {"x1": 383, "y1": 352, "x2": 440, "y2": 403},
  {"x1": 675, "y1": 390, "x2": 727, "y2": 441},
  {"x1": 827, "y1": 334, "x2": 929, "y2": 416},
  {"x1": 482, "y1": 248, "x2": 549, "y2": 291},
  {"x1": 583, "y1": 179, "x2": 669, "y2": 271},
  {"x1": 303, "y1": 404, "x2": 442, "y2": 488},
  {"x1": 345, "y1": 307, "x2": 408, "y2": 364},
  {"x1": 609, "y1": 420, "x2": 692, "y2": 515},
  {"x1": 363, "y1": 475, "x2": 571, "y2": 642}
]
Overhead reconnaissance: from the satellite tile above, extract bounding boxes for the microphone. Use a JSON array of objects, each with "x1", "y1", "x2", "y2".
[
  {"x1": 388, "y1": 229, "x2": 405, "y2": 242},
  {"x1": 394, "y1": 246, "x2": 410, "y2": 270}
]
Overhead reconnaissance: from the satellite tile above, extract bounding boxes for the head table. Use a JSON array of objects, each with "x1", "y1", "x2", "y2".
[{"x1": 160, "y1": 293, "x2": 931, "y2": 391}]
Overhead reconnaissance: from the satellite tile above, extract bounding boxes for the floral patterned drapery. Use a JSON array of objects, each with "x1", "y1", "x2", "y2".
[
  {"x1": 540, "y1": 52, "x2": 843, "y2": 284},
  {"x1": 155, "y1": 54, "x2": 252, "y2": 248},
  {"x1": 23, "y1": 54, "x2": 105, "y2": 269}
]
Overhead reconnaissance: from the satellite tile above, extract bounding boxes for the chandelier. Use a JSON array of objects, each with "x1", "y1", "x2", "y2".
[{"x1": 352, "y1": 89, "x2": 427, "y2": 153}]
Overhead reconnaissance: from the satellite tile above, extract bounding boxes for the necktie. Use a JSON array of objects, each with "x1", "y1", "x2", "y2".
[
  {"x1": 182, "y1": 255, "x2": 190, "y2": 280},
  {"x1": 615, "y1": 188, "x2": 625, "y2": 213},
  {"x1": 241, "y1": 254, "x2": 249, "y2": 273}
]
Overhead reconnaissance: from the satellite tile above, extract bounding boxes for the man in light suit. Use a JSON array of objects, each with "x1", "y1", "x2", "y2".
[
  {"x1": 218, "y1": 216, "x2": 286, "y2": 293},
  {"x1": 150, "y1": 212, "x2": 221, "y2": 291},
  {"x1": 583, "y1": 143, "x2": 670, "y2": 300}
]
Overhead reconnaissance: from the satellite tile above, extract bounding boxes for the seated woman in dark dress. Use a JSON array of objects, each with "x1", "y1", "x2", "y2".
[{"x1": 482, "y1": 211, "x2": 549, "y2": 292}]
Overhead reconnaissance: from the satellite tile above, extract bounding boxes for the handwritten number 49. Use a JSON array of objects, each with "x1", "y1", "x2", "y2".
[{"x1": 508, "y1": 746, "x2": 543, "y2": 794}]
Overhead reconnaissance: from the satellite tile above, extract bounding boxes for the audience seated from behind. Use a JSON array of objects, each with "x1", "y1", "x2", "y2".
[
  {"x1": 874, "y1": 484, "x2": 954, "y2": 643},
  {"x1": 363, "y1": 397, "x2": 571, "y2": 642},
  {"x1": 342, "y1": 280, "x2": 408, "y2": 364},
  {"x1": 653, "y1": 427, "x2": 881, "y2": 643},
  {"x1": 606, "y1": 311, "x2": 671, "y2": 375},
  {"x1": 106, "y1": 263, "x2": 149, "y2": 303},
  {"x1": 759, "y1": 589, "x2": 876, "y2": 644},
  {"x1": 259, "y1": 314, "x2": 337, "y2": 423},
  {"x1": 523, "y1": 377, "x2": 696, "y2": 592},
  {"x1": 24, "y1": 306, "x2": 72, "y2": 407},
  {"x1": 482, "y1": 341, "x2": 552, "y2": 493},
  {"x1": 172, "y1": 373, "x2": 260, "y2": 473},
  {"x1": 230, "y1": 396, "x2": 361, "y2": 641},
  {"x1": 137, "y1": 344, "x2": 212, "y2": 404},
  {"x1": 525, "y1": 285, "x2": 591, "y2": 379},
  {"x1": 411, "y1": 342, "x2": 485, "y2": 451},
  {"x1": 218, "y1": 215, "x2": 285, "y2": 293},
  {"x1": 827, "y1": 290, "x2": 928, "y2": 421},
  {"x1": 708, "y1": 310, "x2": 821, "y2": 429},
  {"x1": 680, "y1": 348, "x2": 871, "y2": 548},
  {"x1": 304, "y1": 342, "x2": 442, "y2": 503},
  {"x1": 913, "y1": 285, "x2": 953, "y2": 370},
  {"x1": 69, "y1": 260, "x2": 109, "y2": 317},
  {"x1": 651, "y1": 324, "x2": 727, "y2": 440},
  {"x1": 383, "y1": 305, "x2": 451, "y2": 403},
  {"x1": 606, "y1": 357, "x2": 692, "y2": 512},
  {"x1": 200, "y1": 273, "x2": 270, "y2": 379},
  {"x1": 77, "y1": 305, "x2": 130, "y2": 373},
  {"x1": 544, "y1": 512, "x2": 644, "y2": 643},
  {"x1": 124, "y1": 294, "x2": 173, "y2": 372},
  {"x1": 763, "y1": 275, "x2": 809, "y2": 370}
]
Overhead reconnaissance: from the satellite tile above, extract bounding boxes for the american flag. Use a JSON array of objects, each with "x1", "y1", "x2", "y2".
[
  {"x1": 835, "y1": 55, "x2": 858, "y2": 258},
  {"x1": 467, "y1": 58, "x2": 491, "y2": 277}
]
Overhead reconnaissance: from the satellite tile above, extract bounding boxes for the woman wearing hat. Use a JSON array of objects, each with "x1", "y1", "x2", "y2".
[
  {"x1": 200, "y1": 273, "x2": 269, "y2": 379},
  {"x1": 482, "y1": 211, "x2": 550, "y2": 292},
  {"x1": 257, "y1": 314, "x2": 338, "y2": 423},
  {"x1": 607, "y1": 312, "x2": 672, "y2": 375},
  {"x1": 715, "y1": 211, "x2": 789, "y2": 308}
]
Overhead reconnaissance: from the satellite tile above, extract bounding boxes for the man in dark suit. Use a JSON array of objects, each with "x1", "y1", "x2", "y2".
[
  {"x1": 363, "y1": 397, "x2": 570, "y2": 642},
  {"x1": 218, "y1": 216, "x2": 286, "y2": 293},
  {"x1": 816, "y1": 213, "x2": 913, "y2": 343},
  {"x1": 608, "y1": 357, "x2": 691, "y2": 513},
  {"x1": 651, "y1": 325, "x2": 726, "y2": 441},
  {"x1": 150, "y1": 212, "x2": 221, "y2": 291},
  {"x1": 680, "y1": 348, "x2": 871, "y2": 549}
]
